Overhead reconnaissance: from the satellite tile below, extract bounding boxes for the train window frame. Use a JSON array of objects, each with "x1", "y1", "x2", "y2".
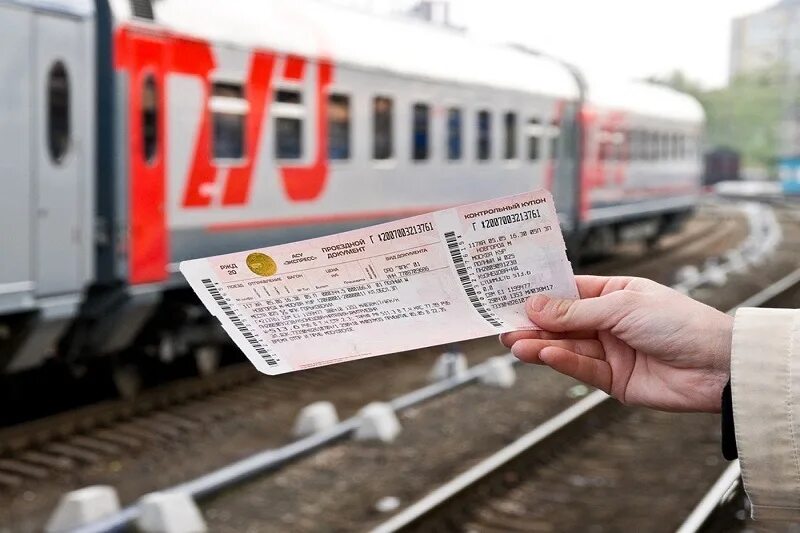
[
  {"x1": 274, "y1": 87, "x2": 305, "y2": 161},
  {"x1": 446, "y1": 107, "x2": 463, "y2": 162},
  {"x1": 47, "y1": 60, "x2": 71, "y2": 165},
  {"x1": 548, "y1": 119, "x2": 561, "y2": 161},
  {"x1": 328, "y1": 92, "x2": 351, "y2": 162},
  {"x1": 503, "y1": 111, "x2": 518, "y2": 161},
  {"x1": 525, "y1": 118, "x2": 541, "y2": 161},
  {"x1": 210, "y1": 81, "x2": 248, "y2": 164},
  {"x1": 141, "y1": 73, "x2": 159, "y2": 166},
  {"x1": 373, "y1": 95, "x2": 394, "y2": 161},
  {"x1": 476, "y1": 109, "x2": 492, "y2": 161},
  {"x1": 411, "y1": 102, "x2": 430, "y2": 162}
]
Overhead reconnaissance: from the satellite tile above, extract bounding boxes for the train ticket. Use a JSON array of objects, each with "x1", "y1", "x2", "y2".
[{"x1": 180, "y1": 190, "x2": 578, "y2": 375}]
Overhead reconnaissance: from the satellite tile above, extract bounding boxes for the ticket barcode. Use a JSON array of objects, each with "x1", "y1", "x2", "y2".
[
  {"x1": 443, "y1": 231, "x2": 503, "y2": 328},
  {"x1": 201, "y1": 278, "x2": 278, "y2": 367}
]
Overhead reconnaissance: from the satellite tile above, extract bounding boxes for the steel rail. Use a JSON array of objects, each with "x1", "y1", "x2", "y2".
[
  {"x1": 72, "y1": 355, "x2": 517, "y2": 533},
  {"x1": 675, "y1": 462, "x2": 741, "y2": 533},
  {"x1": 370, "y1": 390, "x2": 610, "y2": 533}
]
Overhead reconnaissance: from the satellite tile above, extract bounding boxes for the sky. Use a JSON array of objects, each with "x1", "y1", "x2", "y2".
[{"x1": 330, "y1": 0, "x2": 779, "y2": 89}]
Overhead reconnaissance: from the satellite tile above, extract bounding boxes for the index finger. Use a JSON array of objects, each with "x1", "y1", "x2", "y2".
[{"x1": 574, "y1": 275, "x2": 635, "y2": 298}]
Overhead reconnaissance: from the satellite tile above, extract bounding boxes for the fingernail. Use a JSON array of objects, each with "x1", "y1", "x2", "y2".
[
  {"x1": 529, "y1": 294, "x2": 549, "y2": 312},
  {"x1": 510, "y1": 342, "x2": 523, "y2": 359}
]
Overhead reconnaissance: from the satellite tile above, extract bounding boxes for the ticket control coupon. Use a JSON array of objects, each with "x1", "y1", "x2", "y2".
[{"x1": 180, "y1": 190, "x2": 578, "y2": 375}]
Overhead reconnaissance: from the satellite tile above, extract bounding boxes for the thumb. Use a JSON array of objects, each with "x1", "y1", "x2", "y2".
[{"x1": 527, "y1": 291, "x2": 633, "y2": 332}]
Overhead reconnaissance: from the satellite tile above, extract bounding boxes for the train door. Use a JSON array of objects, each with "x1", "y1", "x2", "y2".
[
  {"x1": 552, "y1": 103, "x2": 581, "y2": 232},
  {"x1": 123, "y1": 32, "x2": 167, "y2": 284},
  {"x1": 32, "y1": 14, "x2": 90, "y2": 296},
  {"x1": 0, "y1": 4, "x2": 34, "y2": 306}
]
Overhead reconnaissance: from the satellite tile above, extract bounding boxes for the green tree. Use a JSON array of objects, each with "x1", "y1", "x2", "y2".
[{"x1": 648, "y1": 69, "x2": 783, "y2": 169}]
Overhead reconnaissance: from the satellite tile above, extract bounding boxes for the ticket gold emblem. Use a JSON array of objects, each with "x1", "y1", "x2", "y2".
[{"x1": 246, "y1": 252, "x2": 277, "y2": 277}]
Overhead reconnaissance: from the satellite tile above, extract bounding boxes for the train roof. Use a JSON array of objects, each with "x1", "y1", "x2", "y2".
[
  {"x1": 586, "y1": 76, "x2": 705, "y2": 124},
  {"x1": 107, "y1": 0, "x2": 580, "y2": 100},
  {"x1": 3, "y1": 0, "x2": 93, "y2": 16}
]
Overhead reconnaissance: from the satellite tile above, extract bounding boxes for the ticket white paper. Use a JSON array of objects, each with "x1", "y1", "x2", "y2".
[{"x1": 180, "y1": 190, "x2": 578, "y2": 375}]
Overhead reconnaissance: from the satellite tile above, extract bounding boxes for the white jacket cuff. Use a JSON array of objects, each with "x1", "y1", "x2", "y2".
[{"x1": 731, "y1": 307, "x2": 800, "y2": 521}]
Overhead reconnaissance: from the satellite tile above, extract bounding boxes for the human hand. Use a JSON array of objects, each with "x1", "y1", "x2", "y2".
[{"x1": 500, "y1": 276, "x2": 733, "y2": 413}]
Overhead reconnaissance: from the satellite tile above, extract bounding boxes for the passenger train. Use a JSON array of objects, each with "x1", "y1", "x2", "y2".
[{"x1": 0, "y1": 0, "x2": 704, "y2": 386}]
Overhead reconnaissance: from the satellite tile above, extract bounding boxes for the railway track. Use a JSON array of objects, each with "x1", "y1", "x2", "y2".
[
  {"x1": 0, "y1": 204, "x2": 743, "y2": 489},
  {"x1": 581, "y1": 203, "x2": 746, "y2": 278},
  {"x1": 370, "y1": 268, "x2": 800, "y2": 533},
  {"x1": 0, "y1": 201, "x2": 771, "y2": 531}
]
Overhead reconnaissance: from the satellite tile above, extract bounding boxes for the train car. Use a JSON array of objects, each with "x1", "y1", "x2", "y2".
[
  {"x1": 703, "y1": 147, "x2": 741, "y2": 187},
  {"x1": 0, "y1": 0, "x2": 705, "y2": 389},
  {"x1": 0, "y1": 0, "x2": 96, "y2": 373},
  {"x1": 578, "y1": 78, "x2": 705, "y2": 253}
]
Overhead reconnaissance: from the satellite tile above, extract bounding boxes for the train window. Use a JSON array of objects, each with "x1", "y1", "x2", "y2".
[
  {"x1": 477, "y1": 110, "x2": 491, "y2": 161},
  {"x1": 634, "y1": 130, "x2": 645, "y2": 161},
  {"x1": 598, "y1": 129, "x2": 611, "y2": 161},
  {"x1": 373, "y1": 96, "x2": 393, "y2": 160},
  {"x1": 661, "y1": 133, "x2": 671, "y2": 160},
  {"x1": 412, "y1": 103, "x2": 430, "y2": 161},
  {"x1": 211, "y1": 82, "x2": 247, "y2": 160},
  {"x1": 525, "y1": 118, "x2": 541, "y2": 161},
  {"x1": 663, "y1": 133, "x2": 671, "y2": 160},
  {"x1": 47, "y1": 61, "x2": 70, "y2": 164},
  {"x1": 648, "y1": 132, "x2": 658, "y2": 161},
  {"x1": 274, "y1": 88, "x2": 304, "y2": 160},
  {"x1": 503, "y1": 112, "x2": 517, "y2": 160},
  {"x1": 670, "y1": 133, "x2": 679, "y2": 159},
  {"x1": 637, "y1": 131, "x2": 646, "y2": 160},
  {"x1": 653, "y1": 132, "x2": 662, "y2": 161},
  {"x1": 612, "y1": 131, "x2": 625, "y2": 161},
  {"x1": 652, "y1": 132, "x2": 659, "y2": 160},
  {"x1": 638, "y1": 130, "x2": 647, "y2": 160},
  {"x1": 678, "y1": 135, "x2": 686, "y2": 159},
  {"x1": 549, "y1": 120, "x2": 561, "y2": 160},
  {"x1": 628, "y1": 130, "x2": 638, "y2": 160},
  {"x1": 275, "y1": 89, "x2": 302, "y2": 104},
  {"x1": 621, "y1": 131, "x2": 630, "y2": 160},
  {"x1": 142, "y1": 74, "x2": 158, "y2": 165},
  {"x1": 446, "y1": 108, "x2": 462, "y2": 160},
  {"x1": 328, "y1": 93, "x2": 350, "y2": 160}
]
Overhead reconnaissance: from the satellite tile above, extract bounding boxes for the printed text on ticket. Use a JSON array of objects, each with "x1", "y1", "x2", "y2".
[{"x1": 180, "y1": 190, "x2": 578, "y2": 375}]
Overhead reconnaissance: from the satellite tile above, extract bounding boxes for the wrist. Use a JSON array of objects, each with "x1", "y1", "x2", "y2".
[
  {"x1": 711, "y1": 312, "x2": 734, "y2": 377},
  {"x1": 704, "y1": 312, "x2": 734, "y2": 412}
]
